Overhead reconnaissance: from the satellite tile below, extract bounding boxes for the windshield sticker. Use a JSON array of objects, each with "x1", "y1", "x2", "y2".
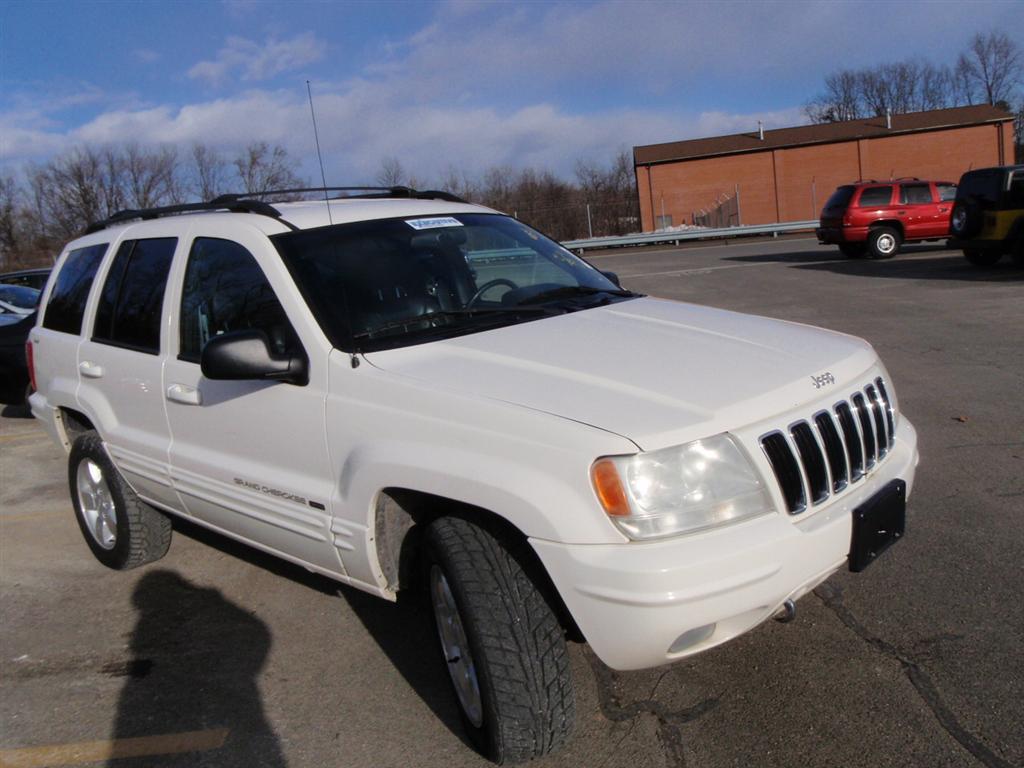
[{"x1": 405, "y1": 217, "x2": 464, "y2": 230}]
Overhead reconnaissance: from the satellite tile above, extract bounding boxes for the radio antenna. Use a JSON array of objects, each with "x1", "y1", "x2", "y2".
[{"x1": 306, "y1": 80, "x2": 333, "y2": 225}]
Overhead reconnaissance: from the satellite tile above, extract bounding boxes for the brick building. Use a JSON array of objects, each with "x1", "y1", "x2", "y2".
[{"x1": 633, "y1": 105, "x2": 1016, "y2": 231}]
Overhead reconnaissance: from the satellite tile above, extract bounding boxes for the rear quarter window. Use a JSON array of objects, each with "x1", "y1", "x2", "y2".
[
  {"x1": 42, "y1": 243, "x2": 109, "y2": 335},
  {"x1": 857, "y1": 186, "x2": 894, "y2": 207},
  {"x1": 824, "y1": 186, "x2": 855, "y2": 209}
]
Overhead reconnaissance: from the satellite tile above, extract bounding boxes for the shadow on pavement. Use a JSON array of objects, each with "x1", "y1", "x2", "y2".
[
  {"x1": 794, "y1": 253, "x2": 1024, "y2": 282},
  {"x1": 110, "y1": 569, "x2": 285, "y2": 767},
  {"x1": 1, "y1": 402, "x2": 33, "y2": 418},
  {"x1": 167, "y1": 518, "x2": 470, "y2": 752},
  {"x1": 725, "y1": 244, "x2": 1024, "y2": 282}
]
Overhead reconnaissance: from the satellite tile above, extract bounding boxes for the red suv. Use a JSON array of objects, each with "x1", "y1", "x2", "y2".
[{"x1": 817, "y1": 179, "x2": 956, "y2": 258}]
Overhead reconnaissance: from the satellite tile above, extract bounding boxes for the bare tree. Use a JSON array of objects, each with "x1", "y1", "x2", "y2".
[
  {"x1": 0, "y1": 174, "x2": 20, "y2": 269},
  {"x1": 191, "y1": 143, "x2": 229, "y2": 200},
  {"x1": 122, "y1": 143, "x2": 182, "y2": 209},
  {"x1": 376, "y1": 157, "x2": 407, "y2": 187},
  {"x1": 957, "y1": 31, "x2": 1023, "y2": 106},
  {"x1": 805, "y1": 70, "x2": 863, "y2": 122},
  {"x1": 232, "y1": 142, "x2": 305, "y2": 199}
]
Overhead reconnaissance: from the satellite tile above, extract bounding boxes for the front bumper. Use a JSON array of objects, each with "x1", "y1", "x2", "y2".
[{"x1": 532, "y1": 418, "x2": 918, "y2": 671}]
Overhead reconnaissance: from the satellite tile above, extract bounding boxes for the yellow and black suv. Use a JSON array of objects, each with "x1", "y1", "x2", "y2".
[{"x1": 949, "y1": 164, "x2": 1024, "y2": 266}]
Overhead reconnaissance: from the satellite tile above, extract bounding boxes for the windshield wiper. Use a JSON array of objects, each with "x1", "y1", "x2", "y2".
[
  {"x1": 351, "y1": 306, "x2": 560, "y2": 341},
  {"x1": 515, "y1": 285, "x2": 641, "y2": 306}
]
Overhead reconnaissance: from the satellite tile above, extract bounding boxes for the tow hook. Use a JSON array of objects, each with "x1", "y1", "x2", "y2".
[{"x1": 773, "y1": 599, "x2": 796, "y2": 623}]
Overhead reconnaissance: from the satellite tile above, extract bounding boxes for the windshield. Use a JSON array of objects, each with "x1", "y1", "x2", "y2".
[
  {"x1": 0, "y1": 284, "x2": 40, "y2": 310},
  {"x1": 272, "y1": 213, "x2": 638, "y2": 351}
]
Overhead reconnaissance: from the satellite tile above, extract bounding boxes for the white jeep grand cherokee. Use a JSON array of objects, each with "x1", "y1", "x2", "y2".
[{"x1": 28, "y1": 188, "x2": 918, "y2": 763}]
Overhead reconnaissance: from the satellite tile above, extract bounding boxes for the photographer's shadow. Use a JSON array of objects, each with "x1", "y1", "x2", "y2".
[{"x1": 109, "y1": 569, "x2": 285, "y2": 767}]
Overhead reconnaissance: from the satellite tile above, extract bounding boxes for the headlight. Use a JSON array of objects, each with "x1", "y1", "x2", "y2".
[{"x1": 591, "y1": 433, "x2": 774, "y2": 540}]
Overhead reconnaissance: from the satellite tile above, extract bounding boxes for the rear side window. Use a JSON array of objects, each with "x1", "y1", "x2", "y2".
[
  {"x1": 899, "y1": 184, "x2": 932, "y2": 204},
  {"x1": 93, "y1": 238, "x2": 176, "y2": 354},
  {"x1": 178, "y1": 237, "x2": 299, "y2": 362},
  {"x1": 937, "y1": 184, "x2": 957, "y2": 202},
  {"x1": 824, "y1": 186, "x2": 855, "y2": 209},
  {"x1": 42, "y1": 244, "x2": 108, "y2": 335},
  {"x1": 858, "y1": 186, "x2": 893, "y2": 207}
]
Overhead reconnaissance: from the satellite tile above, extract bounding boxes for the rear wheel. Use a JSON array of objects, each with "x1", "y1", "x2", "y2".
[
  {"x1": 838, "y1": 243, "x2": 866, "y2": 258},
  {"x1": 963, "y1": 249, "x2": 1002, "y2": 267},
  {"x1": 68, "y1": 432, "x2": 172, "y2": 569},
  {"x1": 423, "y1": 516, "x2": 574, "y2": 763},
  {"x1": 866, "y1": 227, "x2": 901, "y2": 259}
]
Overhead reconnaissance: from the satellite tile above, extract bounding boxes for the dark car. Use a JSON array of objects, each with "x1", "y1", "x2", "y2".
[
  {"x1": 0, "y1": 284, "x2": 41, "y2": 405},
  {"x1": 0, "y1": 311, "x2": 36, "y2": 405},
  {"x1": 817, "y1": 178, "x2": 956, "y2": 259},
  {"x1": 0, "y1": 267, "x2": 51, "y2": 290},
  {"x1": 948, "y1": 165, "x2": 1024, "y2": 266}
]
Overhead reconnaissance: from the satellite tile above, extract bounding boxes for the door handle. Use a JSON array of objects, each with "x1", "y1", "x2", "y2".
[
  {"x1": 938, "y1": 207, "x2": 948, "y2": 212},
  {"x1": 79, "y1": 361, "x2": 104, "y2": 378},
  {"x1": 897, "y1": 210, "x2": 907, "y2": 215},
  {"x1": 166, "y1": 383, "x2": 202, "y2": 406}
]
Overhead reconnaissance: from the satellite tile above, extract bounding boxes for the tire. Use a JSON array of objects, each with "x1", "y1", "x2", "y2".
[
  {"x1": 68, "y1": 432, "x2": 172, "y2": 570},
  {"x1": 950, "y1": 202, "x2": 981, "y2": 238},
  {"x1": 866, "y1": 226, "x2": 901, "y2": 259},
  {"x1": 963, "y1": 249, "x2": 1003, "y2": 267},
  {"x1": 423, "y1": 516, "x2": 574, "y2": 763},
  {"x1": 838, "y1": 243, "x2": 866, "y2": 258}
]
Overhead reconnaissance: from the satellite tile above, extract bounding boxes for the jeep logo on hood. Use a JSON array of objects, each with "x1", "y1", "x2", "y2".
[{"x1": 811, "y1": 372, "x2": 836, "y2": 389}]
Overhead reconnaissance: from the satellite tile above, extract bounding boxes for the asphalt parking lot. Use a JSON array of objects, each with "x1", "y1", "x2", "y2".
[{"x1": 1, "y1": 236, "x2": 1022, "y2": 768}]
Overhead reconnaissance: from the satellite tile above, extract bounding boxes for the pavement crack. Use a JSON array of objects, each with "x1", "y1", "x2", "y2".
[
  {"x1": 585, "y1": 646, "x2": 717, "y2": 768},
  {"x1": 814, "y1": 582, "x2": 1013, "y2": 768}
]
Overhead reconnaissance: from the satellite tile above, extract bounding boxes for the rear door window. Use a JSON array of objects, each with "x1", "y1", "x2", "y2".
[
  {"x1": 858, "y1": 186, "x2": 894, "y2": 207},
  {"x1": 42, "y1": 243, "x2": 108, "y2": 335},
  {"x1": 937, "y1": 184, "x2": 957, "y2": 202},
  {"x1": 93, "y1": 238, "x2": 176, "y2": 354},
  {"x1": 899, "y1": 184, "x2": 933, "y2": 204}
]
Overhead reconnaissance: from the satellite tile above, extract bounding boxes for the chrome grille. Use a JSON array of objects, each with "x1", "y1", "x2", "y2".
[{"x1": 760, "y1": 377, "x2": 897, "y2": 515}]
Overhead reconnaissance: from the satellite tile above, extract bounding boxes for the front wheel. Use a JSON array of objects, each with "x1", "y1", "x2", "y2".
[
  {"x1": 866, "y1": 227, "x2": 901, "y2": 259},
  {"x1": 423, "y1": 516, "x2": 575, "y2": 763},
  {"x1": 963, "y1": 249, "x2": 1002, "y2": 267},
  {"x1": 68, "y1": 432, "x2": 172, "y2": 569}
]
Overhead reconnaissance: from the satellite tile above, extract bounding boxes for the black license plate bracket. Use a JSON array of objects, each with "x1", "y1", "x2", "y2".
[{"x1": 849, "y1": 479, "x2": 906, "y2": 572}]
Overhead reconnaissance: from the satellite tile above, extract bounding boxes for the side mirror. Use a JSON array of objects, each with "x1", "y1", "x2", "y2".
[
  {"x1": 201, "y1": 330, "x2": 308, "y2": 386},
  {"x1": 601, "y1": 270, "x2": 622, "y2": 288}
]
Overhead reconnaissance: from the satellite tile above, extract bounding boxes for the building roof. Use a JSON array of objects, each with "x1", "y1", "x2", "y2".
[{"x1": 634, "y1": 104, "x2": 1014, "y2": 166}]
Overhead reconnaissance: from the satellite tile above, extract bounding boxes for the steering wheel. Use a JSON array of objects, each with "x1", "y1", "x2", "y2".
[{"x1": 467, "y1": 278, "x2": 519, "y2": 307}]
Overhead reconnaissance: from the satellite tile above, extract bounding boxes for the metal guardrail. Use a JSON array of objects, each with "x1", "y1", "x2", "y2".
[{"x1": 561, "y1": 220, "x2": 819, "y2": 251}]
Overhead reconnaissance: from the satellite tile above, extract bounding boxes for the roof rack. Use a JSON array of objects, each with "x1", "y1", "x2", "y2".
[
  {"x1": 84, "y1": 186, "x2": 469, "y2": 234},
  {"x1": 214, "y1": 186, "x2": 469, "y2": 204},
  {"x1": 84, "y1": 198, "x2": 296, "y2": 234}
]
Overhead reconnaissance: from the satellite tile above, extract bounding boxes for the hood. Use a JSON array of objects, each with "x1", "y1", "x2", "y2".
[{"x1": 363, "y1": 297, "x2": 878, "y2": 449}]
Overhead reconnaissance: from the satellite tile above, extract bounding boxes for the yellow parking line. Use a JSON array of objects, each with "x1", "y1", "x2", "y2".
[
  {"x1": 0, "y1": 433, "x2": 41, "y2": 443},
  {"x1": 0, "y1": 728, "x2": 229, "y2": 768},
  {"x1": 0, "y1": 511, "x2": 66, "y2": 523}
]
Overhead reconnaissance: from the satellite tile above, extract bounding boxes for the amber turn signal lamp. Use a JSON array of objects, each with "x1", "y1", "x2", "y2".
[{"x1": 591, "y1": 459, "x2": 631, "y2": 517}]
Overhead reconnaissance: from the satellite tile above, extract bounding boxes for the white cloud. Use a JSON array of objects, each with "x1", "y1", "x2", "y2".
[
  {"x1": 187, "y1": 33, "x2": 327, "y2": 86},
  {"x1": 133, "y1": 48, "x2": 160, "y2": 64}
]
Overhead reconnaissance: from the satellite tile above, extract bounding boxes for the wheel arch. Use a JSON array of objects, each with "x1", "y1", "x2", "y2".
[
  {"x1": 868, "y1": 219, "x2": 904, "y2": 237},
  {"x1": 55, "y1": 407, "x2": 97, "y2": 452},
  {"x1": 372, "y1": 487, "x2": 581, "y2": 639}
]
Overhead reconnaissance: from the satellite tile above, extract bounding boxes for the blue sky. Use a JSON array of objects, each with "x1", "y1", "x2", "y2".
[{"x1": 2, "y1": 0, "x2": 1022, "y2": 186}]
